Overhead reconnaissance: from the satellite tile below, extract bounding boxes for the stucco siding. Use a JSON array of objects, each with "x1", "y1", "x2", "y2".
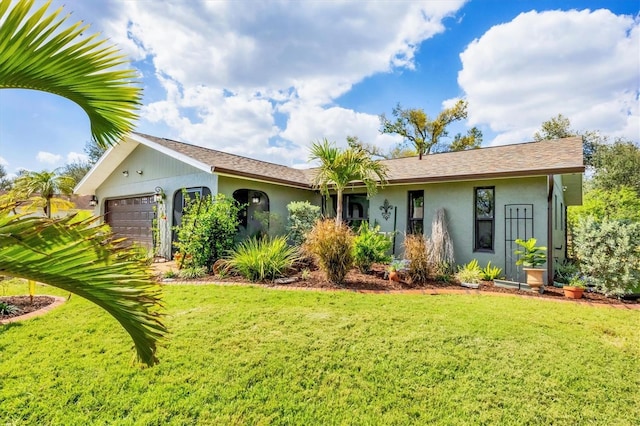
[
  {"x1": 370, "y1": 176, "x2": 549, "y2": 281},
  {"x1": 217, "y1": 176, "x2": 321, "y2": 236}
]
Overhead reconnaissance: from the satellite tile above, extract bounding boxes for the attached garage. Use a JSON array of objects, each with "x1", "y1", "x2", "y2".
[{"x1": 105, "y1": 195, "x2": 155, "y2": 249}]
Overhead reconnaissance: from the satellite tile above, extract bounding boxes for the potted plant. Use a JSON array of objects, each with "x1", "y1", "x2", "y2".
[
  {"x1": 387, "y1": 260, "x2": 403, "y2": 282},
  {"x1": 413, "y1": 197, "x2": 424, "y2": 219},
  {"x1": 455, "y1": 259, "x2": 483, "y2": 289},
  {"x1": 563, "y1": 275, "x2": 585, "y2": 299},
  {"x1": 514, "y1": 238, "x2": 547, "y2": 292}
]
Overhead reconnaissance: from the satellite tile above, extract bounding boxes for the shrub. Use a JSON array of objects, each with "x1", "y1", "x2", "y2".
[
  {"x1": 224, "y1": 236, "x2": 299, "y2": 282},
  {"x1": 353, "y1": 223, "x2": 392, "y2": 272},
  {"x1": 574, "y1": 217, "x2": 640, "y2": 296},
  {"x1": 173, "y1": 193, "x2": 240, "y2": 271},
  {"x1": 178, "y1": 266, "x2": 208, "y2": 280},
  {"x1": 403, "y1": 234, "x2": 431, "y2": 284},
  {"x1": 481, "y1": 261, "x2": 502, "y2": 281},
  {"x1": 456, "y1": 259, "x2": 483, "y2": 284},
  {"x1": 554, "y1": 260, "x2": 579, "y2": 284},
  {"x1": 286, "y1": 201, "x2": 321, "y2": 246},
  {"x1": 304, "y1": 219, "x2": 354, "y2": 285},
  {"x1": 0, "y1": 301, "x2": 19, "y2": 316}
]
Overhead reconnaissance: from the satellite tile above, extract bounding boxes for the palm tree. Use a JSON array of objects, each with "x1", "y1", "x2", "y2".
[
  {"x1": 0, "y1": 0, "x2": 165, "y2": 366},
  {"x1": 310, "y1": 138, "x2": 389, "y2": 225},
  {"x1": 12, "y1": 169, "x2": 75, "y2": 218}
]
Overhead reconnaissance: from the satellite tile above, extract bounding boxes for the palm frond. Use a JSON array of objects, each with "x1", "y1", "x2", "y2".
[
  {"x1": 0, "y1": 206, "x2": 166, "y2": 366},
  {"x1": 0, "y1": 0, "x2": 142, "y2": 148}
]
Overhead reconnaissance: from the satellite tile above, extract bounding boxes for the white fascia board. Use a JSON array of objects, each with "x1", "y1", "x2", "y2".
[{"x1": 128, "y1": 133, "x2": 213, "y2": 174}]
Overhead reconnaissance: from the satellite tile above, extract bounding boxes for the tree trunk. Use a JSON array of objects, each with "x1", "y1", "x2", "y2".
[
  {"x1": 46, "y1": 197, "x2": 51, "y2": 218},
  {"x1": 335, "y1": 190, "x2": 343, "y2": 226}
]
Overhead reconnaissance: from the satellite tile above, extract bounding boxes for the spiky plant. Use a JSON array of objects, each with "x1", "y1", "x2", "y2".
[{"x1": 224, "y1": 236, "x2": 299, "y2": 282}]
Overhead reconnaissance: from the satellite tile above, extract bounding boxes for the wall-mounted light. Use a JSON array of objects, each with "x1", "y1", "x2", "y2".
[
  {"x1": 154, "y1": 186, "x2": 165, "y2": 203},
  {"x1": 136, "y1": 170, "x2": 143, "y2": 175},
  {"x1": 562, "y1": 186, "x2": 567, "y2": 192},
  {"x1": 122, "y1": 170, "x2": 129, "y2": 177},
  {"x1": 89, "y1": 195, "x2": 98, "y2": 207},
  {"x1": 252, "y1": 195, "x2": 260, "y2": 204}
]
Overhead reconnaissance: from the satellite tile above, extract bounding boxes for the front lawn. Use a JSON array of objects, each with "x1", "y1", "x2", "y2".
[{"x1": 1, "y1": 282, "x2": 639, "y2": 425}]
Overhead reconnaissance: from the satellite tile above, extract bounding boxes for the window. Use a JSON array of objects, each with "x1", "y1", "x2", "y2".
[
  {"x1": 474, "y1": 187, "x2": 494, "y2": 252},
  {"x1": 407, "y1": 190, "x2": 424, "y2": 235}
]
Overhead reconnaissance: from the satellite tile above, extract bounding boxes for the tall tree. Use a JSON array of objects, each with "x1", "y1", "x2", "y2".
[
  {"x1": 533, "y1": 113, "x2": 601, "y2": 166},
  {"x1": 310, "y1": 138, "x2": 389, "y2": 225},
  {"x1": 85, "y1": 139, "x2": 108, "y2": 164},
  {"x1": 379, "y1": 100, "x2": 482, "y2": 159},
  {"x1": 11, "y1": 169, "x2": 75, "y2": 217},
  {"x1": 0, "y1": 0, "x2": 165, "y2": 366},
  {"x1": 592, "y1": 140, "x2": 640, "y2": 194}
]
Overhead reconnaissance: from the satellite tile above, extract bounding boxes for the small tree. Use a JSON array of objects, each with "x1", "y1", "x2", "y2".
[
  {"x1": 173, "y1": 193, "x2": 240, "y2": 271},
  {"x1": 309, "y1": 138, "x2": 388, "y2": 225},
  {"x1": 286, "y1": 201, "x2": 321, "y2": 246},
  {"x1": 574, "y1": 217, "x2": 640, "y2": 297}
]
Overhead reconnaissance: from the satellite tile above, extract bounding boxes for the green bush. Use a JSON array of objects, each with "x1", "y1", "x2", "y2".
[
  {"x1": 353, "y1": 223, "x2": 392, "y2": 272},
  {"x1": 481, "y1": 261, "x2": 502, "y2": 281},
  {"x1": 403, "y1": 234, "x2": 431, "y2": 284},
  {"x1": 456, "y1": 259, "x2": 483, "y2": 284},
  {"x1": 286, "y1": 201, "x2": 321, "y2": 246},
  {"x1": 304, "y1": 219, "x2": 354, "y2": 285},
  {"x1": 224, "y1": 236, "x2": 299, "y2": 282},
  {"x1": 574, "y1": 217, "x2": 640, "y2": 296},
  {"x1": 173, "y1": 193, "x2": 241, "y2": 271},
  {"x1": 0, "y1": 301, "x2": 19, "y2": 315}
]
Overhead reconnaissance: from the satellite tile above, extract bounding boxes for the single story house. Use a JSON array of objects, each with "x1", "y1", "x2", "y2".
[{"x1": 75, "y1": 132, "x2": 584, "y2": 284}]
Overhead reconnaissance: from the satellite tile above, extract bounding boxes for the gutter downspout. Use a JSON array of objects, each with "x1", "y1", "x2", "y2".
[{"x1": 547, "y1": 175, "x2": 554, "y2": 285}]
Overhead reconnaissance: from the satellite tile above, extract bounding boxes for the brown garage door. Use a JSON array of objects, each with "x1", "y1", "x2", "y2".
[{"x1": 105, "y1": 195, "x2": 155, "y2": 249}]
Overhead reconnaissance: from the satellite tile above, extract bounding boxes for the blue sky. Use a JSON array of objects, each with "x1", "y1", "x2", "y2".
[{"x1": 0, "y1": 0, "x2": 638, "y2": 179}]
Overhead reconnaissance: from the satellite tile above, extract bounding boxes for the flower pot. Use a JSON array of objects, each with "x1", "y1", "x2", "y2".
[
  {"x1": 523, "y1": 268, "x2": 545, "y2": 286},
  {"x1": 563, "y1": 286, "x2": 584, "y2": 299},
  {"x1": 389, "y1": 271, "x2": 400, "y2": 282}
]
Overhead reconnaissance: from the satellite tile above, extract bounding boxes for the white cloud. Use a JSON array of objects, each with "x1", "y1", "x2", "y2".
[
  {"x1": 67, "y1": 152, "x2": 89, "y2": 163},
  {"x1": 102, "y1": 0, "x2": 466, "y2": 164},
  {"x1": 36, "y1": 151, "x2": 62, "y2": 165},
  {"x1": 458, "y1": 9, "x2": 640, "y2": 145},
  {"x1": 0, "y1": 156, "x2": 7, "y2": 166}
]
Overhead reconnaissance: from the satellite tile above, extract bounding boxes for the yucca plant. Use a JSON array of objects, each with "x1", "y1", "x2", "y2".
[
  {"x1": 403, "y1": 234, "x2": 431, "y2": 284},
  {"x1": 0, "y1": 0, "x2": 164, "y2": 366},
  {"x1": 304, "y1": 219, "x2": 354, "y2": 285},
  {"x1": 224, "y1": 236, "x2": 299, "y2": 282}
]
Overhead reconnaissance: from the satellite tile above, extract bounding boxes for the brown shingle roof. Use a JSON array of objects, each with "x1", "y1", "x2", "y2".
[
  {"x1": 380, "y1": 136, "x2": 585, "y2": 184},
  {"x1": 136, "y1": 133, "x2": 311, "y2": 188},
  {"x1": 135, "y1": 133, "x2": 584, "y2": 187}
]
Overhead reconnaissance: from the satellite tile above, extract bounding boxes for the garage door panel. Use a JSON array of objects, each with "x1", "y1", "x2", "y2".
[{"x1": 105, "y1": 196, "x2": 155, "y2": 249}]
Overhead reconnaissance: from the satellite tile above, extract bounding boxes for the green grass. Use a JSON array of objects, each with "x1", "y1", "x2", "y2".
[{"x1": 1, "y1": 281, "x2": 639, "y2": 425}]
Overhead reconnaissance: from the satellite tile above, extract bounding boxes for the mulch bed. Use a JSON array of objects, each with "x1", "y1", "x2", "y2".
[
  {"x1": 0, "y1": 296, "x2": 56, "y2": 320},
  {"x1": 158, "y1": 264, "x2": 638, "y2": 307}
]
